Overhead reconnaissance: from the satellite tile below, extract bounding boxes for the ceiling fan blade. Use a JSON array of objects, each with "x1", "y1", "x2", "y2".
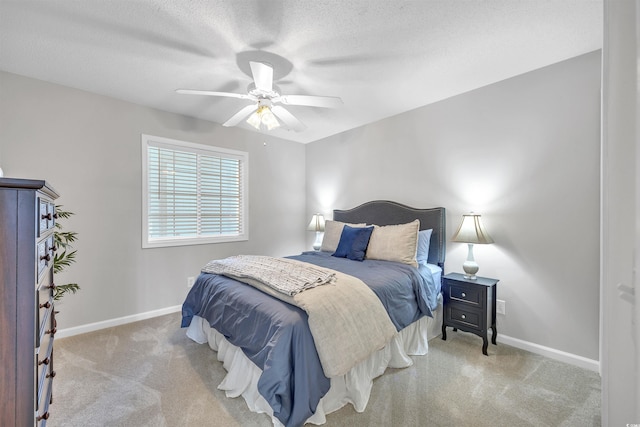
[
  {"x1": 176, "y1": 89, "x2": 253, "y2": 100},
  {"x1": 277, "y1": 95, "x2": 343, "y2": 108},
  {"x1": 249, "y1": 61, "x2": 273, "y2": 92},
  {"x1": 271, "y1": 106, "x2": 307, "y2": 132},
  {"x1": 223, "y1": 104, "x2": 258, "y2": 127}
]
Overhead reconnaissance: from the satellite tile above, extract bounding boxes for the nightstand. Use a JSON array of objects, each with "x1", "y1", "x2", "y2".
[{"x1": 441, "y1": 272, "x2": 499, "y2": 355}]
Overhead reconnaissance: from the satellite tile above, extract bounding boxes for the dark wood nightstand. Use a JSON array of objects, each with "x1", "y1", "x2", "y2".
[{"x1": 441, "y1": 272, "x2": 499, "y2": 355}]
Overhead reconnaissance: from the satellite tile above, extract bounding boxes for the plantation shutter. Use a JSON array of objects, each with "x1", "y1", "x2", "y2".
[{"x1": 143, "y1": 136, "x2": 247, "y2": 247}]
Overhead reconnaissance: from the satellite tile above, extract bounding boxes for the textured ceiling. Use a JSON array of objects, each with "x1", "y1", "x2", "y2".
[{"x1": 0, "y1": 1, "x2": 602, "y2": 143}]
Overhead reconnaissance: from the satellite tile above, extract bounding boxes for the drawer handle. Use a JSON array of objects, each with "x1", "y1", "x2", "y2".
[
  {"x1": 41, "y1": 213, "x2": 52, "y2": 221},
  {"x1": 47, "y1": 327, "x2": 57, "y2": 336},
  {"x1": 40, "y1": 254, "x2": 51, "y2": 262},
  {"x1": 47, "y1": 370, "x2": 57, "y2": 379},
  {"x1": 461, "y1": 314, "x2": 466, "y2": 319},
  {"x1": 40, "y1": 301, "x2": 51, "y2": 309},
  {"x1": 37, "y1": 412, "x2": 50, "y2": 421},
  {"x1": 461, "y1": 292, "x2": 466, "y2": 297},
  {"x1": 39, "y1": 357, "x2": 50, "y2": 366}
]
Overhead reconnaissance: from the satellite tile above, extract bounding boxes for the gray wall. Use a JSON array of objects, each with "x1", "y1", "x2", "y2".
[
  {"x1": 0, "y1": 71, "x2": 307, "y2": 330},
  {"x1": 0, "y1": 51, "x2": 601, "y2": 361},
  {"x1": 306, "y1": 51, "x2": 601, "y2": 360}
]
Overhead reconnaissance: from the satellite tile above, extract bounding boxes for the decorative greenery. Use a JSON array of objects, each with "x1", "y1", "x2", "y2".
[{"x1": 53, "y1": 205, "x2": 80, "y2": 301}]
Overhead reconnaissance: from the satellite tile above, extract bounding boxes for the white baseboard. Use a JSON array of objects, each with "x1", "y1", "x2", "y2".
[
  {"x1": 57, "y1": 306, "x2": 600, "y2": 373},
  {"x1": 497, "y1": 334, "x2": 600, "y2": 373},
  {"x1": 56, "y1": 305, "x2": 182, "y2": 339}
]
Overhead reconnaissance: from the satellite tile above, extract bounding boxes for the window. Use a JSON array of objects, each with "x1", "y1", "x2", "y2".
[{"x1": 142, "y1": 134, "x2": 248, "y2": 248}]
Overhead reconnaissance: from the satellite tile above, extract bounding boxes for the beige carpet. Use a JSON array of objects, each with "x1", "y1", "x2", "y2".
[{"x1": 48, "y1": 312, "x2": 601, "y2": 427}]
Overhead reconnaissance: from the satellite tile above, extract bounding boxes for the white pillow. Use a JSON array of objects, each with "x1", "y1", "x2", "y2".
[
  {"x1": 365, "y1": 219, "x2": 420, "y2": 267},
  {"x1": 320, "y1": 220, "x2": 366, "y2": 252}
]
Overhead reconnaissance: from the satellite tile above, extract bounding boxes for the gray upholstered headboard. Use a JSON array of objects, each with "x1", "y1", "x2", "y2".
[{"x1": 333, "y1": 200, "x2": 446, "y2": 269}]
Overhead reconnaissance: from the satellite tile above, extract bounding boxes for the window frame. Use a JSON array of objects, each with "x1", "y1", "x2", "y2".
[{"x1": 141, "y1": 134, "x2": 249, "y2": 249}]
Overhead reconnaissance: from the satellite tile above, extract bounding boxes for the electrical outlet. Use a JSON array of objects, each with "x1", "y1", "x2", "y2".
[
  {"x1": 187, "y1": 277, "x2": 195, "y2": 288},
  {"x1": 496, "y1": 299, "x2": 506, "y2": 315}
]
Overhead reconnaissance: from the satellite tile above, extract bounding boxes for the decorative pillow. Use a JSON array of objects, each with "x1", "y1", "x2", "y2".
[
  {"x1": 332, "y1": 225, "x2": 375, "y2": 261},
  {"x1": 320, "y1": 220, "x2": 367, "y2": 253},
  {"x1": 416, "y1": 229, "x2": 433, "y2": 264},
  {"x1": 365, "y1": 219, "x2": 420, "y2": 267}
]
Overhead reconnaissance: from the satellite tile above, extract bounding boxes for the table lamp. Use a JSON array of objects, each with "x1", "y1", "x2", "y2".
[
  {"x1": 452, "y1": 213, "x2": 494, "y2": 279},
  {"x1": 307, "y1": 213, "x2": 325, "y2": 251}
]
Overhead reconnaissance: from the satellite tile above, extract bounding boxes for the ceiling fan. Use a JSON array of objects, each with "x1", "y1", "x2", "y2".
[{"x1": 176, "y1": 61, "x2": 343, "y2": 132}]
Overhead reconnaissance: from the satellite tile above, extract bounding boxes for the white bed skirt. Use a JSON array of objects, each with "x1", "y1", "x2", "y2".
[{"x1": 186, "y1": 299, "x2": 443, "y2": 426}]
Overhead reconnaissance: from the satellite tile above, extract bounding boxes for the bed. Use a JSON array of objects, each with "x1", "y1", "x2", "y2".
[{"x1": 181, "y1": 200, "x2": 446, "y2": 426}]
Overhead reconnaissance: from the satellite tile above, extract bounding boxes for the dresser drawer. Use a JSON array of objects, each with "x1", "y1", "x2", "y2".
[
  {"x1": 36, "y1": 309, "x2": 55, "y2": 423},
  {"x1": 37, "y1": 328, "x2": 54, "y2": 411},
  {"x1": 36, "y1": 374, "x2": 54, "y2": 426},
  {"x1": 37, "y1": 240, "x2": 48, "y2": 279},
  {"x1": 37, "y1": 297, "x2": 54, "y2": 348},
  {"x1": 38, "y1": 236, "x2": 56, "y2": 278},
  {"x1": 38, "y1": 199, "x2": 56, "y2": 237},
  {"x1": 37, "y1": 273, "x2": 54, "y2": 347}
]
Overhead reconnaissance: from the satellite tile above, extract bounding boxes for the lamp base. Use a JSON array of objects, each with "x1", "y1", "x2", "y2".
[
  {"x1": 462, "y1": 244, "x2": 479, "y2": 280},
  {"x1": 312, "y1": 231, "x2": 323, "y2": 251}
]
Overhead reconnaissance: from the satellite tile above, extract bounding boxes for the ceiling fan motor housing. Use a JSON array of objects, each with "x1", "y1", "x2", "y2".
[{"x1": 248, "y1": 83, "x2": 281, "y2": 100}]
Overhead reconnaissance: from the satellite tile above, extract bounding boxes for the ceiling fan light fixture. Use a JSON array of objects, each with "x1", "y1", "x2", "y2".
[
  {"x1": 247, "y1": 104, "x2": 280, "y2": 131},
  {"x1": 261, "y1": 108, "x2": 280, "y2": 130},
  {"x1": 246, "y1": 109, "x2": 262, "y2": 129}
]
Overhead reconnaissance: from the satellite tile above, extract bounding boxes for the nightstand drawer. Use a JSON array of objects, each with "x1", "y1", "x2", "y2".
[
  {"x1": 448, "y1": 305, "x2": 482, "y2": 329},
  {"x1": 448, "y1": 283, "x2": 482, "y2": 306}
]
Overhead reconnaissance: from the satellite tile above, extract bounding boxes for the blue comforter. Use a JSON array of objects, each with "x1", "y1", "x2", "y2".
[{"x1": 181, "y1": 251, "x2": 439, "y2": 427}]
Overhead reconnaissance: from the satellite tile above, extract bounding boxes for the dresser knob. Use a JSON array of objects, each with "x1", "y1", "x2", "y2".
[
  {"x1": 40, "y1": 253, "x2": 51, "y2": 262},
  {"x1": 461, "y1": 292, "x2": 466, "y2": 297},
  {"x1": 39, "y1": 301, "x2": 51, "y2": 309},
  {"x1": 461, "y1": 314, "x2": 466, "y2": 319},
  {"x1": 41, "y1": 213, "x2": 52, "y2": 221},
  {"x1": 39, "y1": 357, "x2": 50, "y2": 366},
  {"x1": 48, "y1": 283, "x2": 57, "y2": 290},
  {"x1": 53, "y1": 212, "x2": 58, "y2": 219},
  {"x1": 37, "y1": 412, "x2": 50, "y2": 421},
  {"x1": 47, "y1": 371, "x2": 57, "y2": 378},
  {"x1": 50, "y1": 245, "x2": 57, "y2": 252},
  {"x1": 47, "y1": 327, "x2": 57, "y2": 335}
]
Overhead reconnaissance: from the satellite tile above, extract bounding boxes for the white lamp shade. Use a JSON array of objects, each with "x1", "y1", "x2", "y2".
[
  {"x1": 246, "y1": 112, "x2": 262, "y2": 129},
  {"x1": 247, "y1": 103, "x2": 280, "y2": 131},
  {"x1": 452, "y1": 213, "x2": 494, "y2": 244},
  {"x1": 261, "y1": 109, "x2": 280, "y2": 130},
  {"x1": 307, "y1": 214, "x2": 325, "y2": 232}
]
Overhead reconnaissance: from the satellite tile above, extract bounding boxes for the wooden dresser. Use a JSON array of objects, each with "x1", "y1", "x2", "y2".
[{"x1": 1, "y1": 178, "x2": 59, "y2": 426}]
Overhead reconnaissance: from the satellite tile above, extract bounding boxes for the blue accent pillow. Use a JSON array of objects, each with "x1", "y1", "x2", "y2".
[
  {"x1": 416, "y1": 229, "x2": 433, "y2": 264},
  {"x1": 332, "y1": 225, "x2": 374, "y2": 261}
]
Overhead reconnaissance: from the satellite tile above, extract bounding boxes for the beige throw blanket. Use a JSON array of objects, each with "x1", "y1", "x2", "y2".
[
  {"x1": 202, "y1": 255, "x2": 336, "y2": 296},
  {"x1": 204, "y1": 256, "x2": 397, "y2": 378}
]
